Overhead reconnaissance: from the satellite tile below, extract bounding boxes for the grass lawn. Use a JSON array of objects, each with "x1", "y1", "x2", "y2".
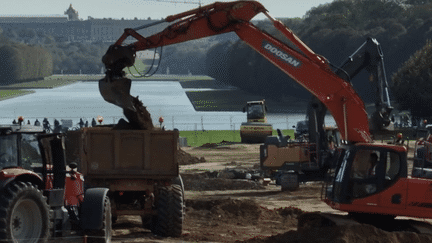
[
  {"x1": 179, "y1": 129, "x2": 295, "y2": 147},
  {"x1": 0, "y1": 90, "x2": 35, "y2": 101},
  {"x1": 6, "y1": 78, "x2": 82, "y2": 88}
]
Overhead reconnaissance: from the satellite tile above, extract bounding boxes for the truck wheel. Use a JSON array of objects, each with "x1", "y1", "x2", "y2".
[
  {"x1": 85, "y1": 195, "x2": 112, "y2": 243},
  {"x1": 151, "y1": 186, "x2": 171, "y2": 236},
  {"x1": 281, "y1": 173, "x2": 299, "y2": 191},
  {"x1": 112, "y1": 215, "x2": 117, "y2": 224},
  {"x1": 170, "y1": 185, "x2": 184, "y2": 237},
  {"x1": 172, "y1": 176, "x2": 184, "y2": 195},
  {"x1": 0, "y1": 181, "x2": 51, "y2": 243}
]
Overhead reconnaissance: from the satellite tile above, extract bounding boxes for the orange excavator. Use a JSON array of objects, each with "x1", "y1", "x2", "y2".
[{"x1": 99, "y1": 0, "x2": 432, "y2": 231}]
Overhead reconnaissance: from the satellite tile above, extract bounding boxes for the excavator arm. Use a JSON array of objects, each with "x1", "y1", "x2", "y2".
[{"x1": 100, "y1": 0, "x2": 371, "y2": 143}]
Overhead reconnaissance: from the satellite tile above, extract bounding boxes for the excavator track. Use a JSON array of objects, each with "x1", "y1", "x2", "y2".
[{"x1": 298, "y1": 212, "x2": 432, "y2": 235}]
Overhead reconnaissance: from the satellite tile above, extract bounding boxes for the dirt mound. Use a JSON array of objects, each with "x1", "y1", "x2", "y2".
[
  {"x1": 243, "y1": 224, "x2": 432, "y2": 243},
  {"x1": 185, "y1": 198, "x2": 303, "y2": 225},
  {"x1": 186, "y1": 198, "x2": 263, "y2": 221},
  {"x1": 181, "y1": 172, "x2": 265, "y2": 191},
  {"x1": 177, "y1": 148, "x2": 206, "y2": 165},
  {"x1": 181, "y1": 198, "x2": 303, "y2": 242},
  {"x1": 196, "y1": 140, "x2": 240, "y2": 149}
]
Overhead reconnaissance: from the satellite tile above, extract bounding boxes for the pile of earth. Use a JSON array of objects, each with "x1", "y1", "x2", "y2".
[
  {"x1": 185, "y1": 198, "x2": 302, "y2": 222},
  {"x1": 243, "y1": 223, "x2": 432, "y2": 243},
  {"x1": 198, "y1": 140, "x2": 238, "y2": 148},
  {"x1": 177, "y1": 148, "x2": 206, "y2": 165},
  {"x1": 182, "y1": 198, "x2": 432, "y2": 243},
  {"x1": 181, "y1": 171, "x2": 265, "y2": 191},
  {"x1": 181, "y1": 198, "x2": 303, "y2": 242}
]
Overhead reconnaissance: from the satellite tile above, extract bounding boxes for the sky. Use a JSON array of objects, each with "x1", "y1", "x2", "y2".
[{"x1": 0, "y1": 0, "x2": 333, "y2": 20}]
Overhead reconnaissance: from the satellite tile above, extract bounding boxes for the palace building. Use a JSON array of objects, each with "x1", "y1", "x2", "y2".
[{"x1": 0, "y1": 4, "x2": 166, "y2": 42}]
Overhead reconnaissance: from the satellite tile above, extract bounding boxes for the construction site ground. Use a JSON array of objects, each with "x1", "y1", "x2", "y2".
[{"x1": 108, "y1": 141, "x2": 432, "y2": 243}]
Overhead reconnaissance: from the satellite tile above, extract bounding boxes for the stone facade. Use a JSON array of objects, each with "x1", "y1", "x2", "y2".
[{"x1": 0, "y1": 5, "x2": 166, "y2": 43}]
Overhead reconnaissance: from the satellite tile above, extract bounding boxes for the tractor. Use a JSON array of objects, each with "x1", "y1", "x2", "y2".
[{"x1": 0, "y1": 120, "x2": 111, "y2": 243}]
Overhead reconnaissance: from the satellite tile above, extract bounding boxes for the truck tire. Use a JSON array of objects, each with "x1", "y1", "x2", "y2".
[
  {"x1": 85, "y1": 195, "x2": 112, "y2": 243},
  {"x1": 150, "y1": 185, "x2": 184, "y2": 237},
  {"x1": 170, "y1": 185, "x2": 184, "y2": 237},
  {"x1": 0, "y1": 181, "x2": 51, "y2": 243},
  {"x1": 151, "y1": 186, "x2": 171, "y2": 236},
  {"x1": 172, "y1": 176, "x2": 185, "y2": 202},
  {"x1": 281, "y1": 173, "x2": 299, "y2": 191}
]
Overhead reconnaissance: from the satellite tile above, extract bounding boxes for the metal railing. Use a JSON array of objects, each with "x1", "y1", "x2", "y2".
[{"x1": 0, "y1": 115, "x2": 298, "y2": 131}]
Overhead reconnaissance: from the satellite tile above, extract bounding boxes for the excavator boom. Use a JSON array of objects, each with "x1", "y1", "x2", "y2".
[
  {"x1": 100, "y1": 0, "x2": 370, "y2": 143},
  {"x1": 99, "y1": 0, "x2": 432, "y2": 225}
]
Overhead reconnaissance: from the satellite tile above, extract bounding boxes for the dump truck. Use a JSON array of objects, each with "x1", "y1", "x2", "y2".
[{"x1": 65, "y1": 125, "x2": 184, "y2": 237}]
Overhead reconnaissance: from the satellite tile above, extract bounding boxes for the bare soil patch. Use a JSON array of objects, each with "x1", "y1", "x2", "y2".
[{"x1": 108, "y1": 142, "x2": 432, "y2": 243}]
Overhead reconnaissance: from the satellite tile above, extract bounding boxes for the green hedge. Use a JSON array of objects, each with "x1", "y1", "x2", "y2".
[{"x1": 0, "y1": 43, "x2": 53, "y2": 85}]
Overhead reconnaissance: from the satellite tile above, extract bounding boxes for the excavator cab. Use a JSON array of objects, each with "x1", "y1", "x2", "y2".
[{"x1": 325, "y1": 143, "x2": 407, "y2": 214}]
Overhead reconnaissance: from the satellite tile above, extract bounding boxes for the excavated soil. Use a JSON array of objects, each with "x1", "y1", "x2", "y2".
[
  {"x1": 181, "y1": 198, "x2": 302, "y2": 242},
  {"x1": 106, "y1": 141, "x2": 432, "y2": 243},
  {"x1": 244, "y1": 224, "x2": 432, "y2": 243},
  {"x1": 177, "y1": 148, "x2": 206, "y2": 165}
]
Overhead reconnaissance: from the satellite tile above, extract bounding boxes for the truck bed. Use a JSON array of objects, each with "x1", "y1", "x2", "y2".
[{"x1": 66, "y1": 127, "x2": 179, "y2": 179}]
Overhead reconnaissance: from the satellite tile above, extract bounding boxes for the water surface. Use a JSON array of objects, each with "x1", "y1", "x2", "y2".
[{"x1": 0, "y1": 81, "x2": 334, "y2": 130}]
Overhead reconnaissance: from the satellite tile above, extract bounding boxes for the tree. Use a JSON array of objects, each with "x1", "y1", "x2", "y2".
[
  {"x1": 0, "y1": 43, "x2": 53, "y2": 84},
  {"x1": 392, "y1": 39, "x2": 432, "y2": 119}
]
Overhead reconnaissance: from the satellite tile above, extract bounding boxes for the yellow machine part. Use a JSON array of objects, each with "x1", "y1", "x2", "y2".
[
  {"x1": 262, "y1": 144, "x2": 310, "y2": 169},
  {"x1": 240, "y1": 123, "x2": 272, "y2": 143}
]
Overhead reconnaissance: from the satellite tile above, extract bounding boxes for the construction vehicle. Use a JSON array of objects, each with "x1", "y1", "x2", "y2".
[
  {"x1": 65, "y1": 125, "x2": 184, "y2": 237},
  {"x1": 260, "y1": 125, "x2": 341, "y2": 191},
  {"x1": 293, "y1": 120, "x2": 308, "y2": 140},
  {"x1": 0, "y1": 120, "x2": 111, "y2": 243},
  {"x1": 260, "y1": 37, "x2": 393, "y2": 191},
  {"x1": 240, "y1": 100, "x2": 273, "y2": 143},
  {"x1": 97, "y1": 0, "x2": 432, "y2": 232},
  {"x1": 412, "y1": 128, "x2": 432, "y2": 179}
]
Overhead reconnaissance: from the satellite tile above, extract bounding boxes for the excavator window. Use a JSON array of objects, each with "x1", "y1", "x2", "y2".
[
  {"x1": 350, "y1": 150, "x2": 380, "y2": 198},
  {"x1": 385, "y1": 151, "x2": 400, "y2": 183},
  {"x1": 348, "y1": 148, "x2": 402, "y2": 198}
]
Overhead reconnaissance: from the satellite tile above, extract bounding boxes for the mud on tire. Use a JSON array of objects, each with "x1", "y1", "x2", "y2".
[
  {"x1": 170, "y1": 185, "x2": 184, "y2": 237},
  {"x1": 281, "y1": 173, "x2": 299, "y2": 191},
  {"x1": 85, "y1": 195, "x2": 112, "y2": 243},
  {"x1": 150, "y1": 185, "x2": 184, "y2": 237},
  {"x1": 0, "y1": 181, "x2": 51, "y2": 243},
  {"x1": 151, "y1": 186, "x2": 171, "y2": 236}
]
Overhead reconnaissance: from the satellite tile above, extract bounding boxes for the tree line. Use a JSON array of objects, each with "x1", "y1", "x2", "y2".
[
  {"x1": 1, "y1": 0, "x2": 432, "y2": 118},
  {"x1": 0, "y1": 27, "x2": 111, "y2": 81},
  {"x1": 0, "y1": 41, "x2": 52, "y2": 85},
  {"x1": 203, "y1": 0, "x2": 432, "y2": 118}
]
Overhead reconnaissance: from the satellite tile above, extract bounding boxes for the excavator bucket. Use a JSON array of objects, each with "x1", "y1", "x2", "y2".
[{"x1": 99, "y1": 76, "x2": 135, "y2": 111}]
